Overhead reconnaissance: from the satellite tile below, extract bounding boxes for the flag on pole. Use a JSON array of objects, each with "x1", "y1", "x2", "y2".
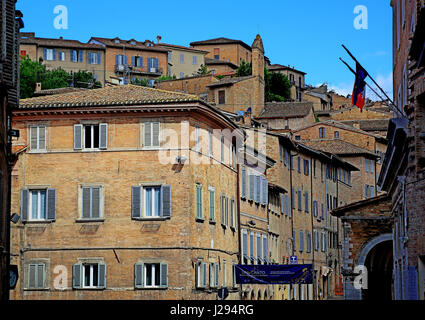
[{"x1": 352, "y1": 62, "x2": 368, "y2": 111}]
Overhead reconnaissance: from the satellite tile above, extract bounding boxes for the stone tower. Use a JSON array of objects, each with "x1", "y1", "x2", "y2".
[{"x1": 251, "y1": 34, "x2": 265, "y2": 116}]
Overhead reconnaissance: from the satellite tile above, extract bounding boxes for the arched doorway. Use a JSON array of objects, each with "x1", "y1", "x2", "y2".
[
  {"x1": 362, "y1": 240, "x2": 393, "y2": 300},
  {"x1": 357, "y1": 234, "x2": 393, "y2": 300}
]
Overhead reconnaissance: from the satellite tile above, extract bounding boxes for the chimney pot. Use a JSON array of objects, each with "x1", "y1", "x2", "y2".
[
  {"x1": 157, "y1": 35, "x2": 162, "y2": 44},
  {"x1": 35, "y1": 83, "x2": 42, "y2": 92}
]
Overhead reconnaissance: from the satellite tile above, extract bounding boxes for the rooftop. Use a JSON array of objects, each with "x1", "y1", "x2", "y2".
[
  {"x1": 190, "y1": 37, "x2": 252, "y2": 51},
  {"x1": 206, "y1": 75, "x2": 255, "y2": 88},
  {"x1": 205, "y1": 58, "x2": 238, "y2": 69},
  {"x1": 89, "y1": 37, "x2": 169, "y2": 53},
  {"x1": 18, "y1": 84, "x2": 200, "y2": 109},
  {"x1": 300, "y1": 139, "x2": 379, "y2": 158},
  {"x1": 20, "y1": 32, "x2": 103, "y2": 50},
  {"x1": 267, "y1": 64, "x2": 307, "y2": 75},
  {"x1": 256, "y1": 101, "x2": 314, "y2": 119}
]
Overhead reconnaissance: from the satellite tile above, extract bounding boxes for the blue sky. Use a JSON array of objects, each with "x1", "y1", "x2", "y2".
[{"x1": 17, "y1": 0, "x2": 393, "y2": 99}]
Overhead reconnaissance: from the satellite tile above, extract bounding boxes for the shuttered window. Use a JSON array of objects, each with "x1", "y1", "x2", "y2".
[
  {"x1": 135, "y1": 262, "x2": 170, "y2": 289},
  {"x1": 304, "y1": 192, "x2": 309, "y2": 213},
  {"x1": 73, "y1": 263, "x2": 106, "y2": 289},
  {"x1": 196, "y1": 261, "x2": 207, "y2": 288},
  {"x1": 241, "y1": 166, "x2": 247, "y2": 199},
  {"x1": 131, "y1": 185, "x2": 171, "y2": 219},
  {"x1": 21, "y1": 188, "x2": 56, "y2": 222},
  {"x1": 81, "y1": 186, "x2": 102, "y2": 219},
  {"x1": 298, "y1": 190, "x2": 302, "y2": 211},
  {"x1": 242, "y1": 230, "x2": 248, "y2": 264},
  {"x1": 30, "y1": 125, "x2": 46, "y2": 151},
  {"x1": 196, "y1": 184, "x2": 203, "y2": 220},
  {"x1": 249, "y1": 232, "x2": 254, "y2": 261},
  {"x1": 299, "y1": 230, "x2": 304, "y2": 252},
  {"x1": 262, "y1": 235, "x2": 267, "y2": 263},
  {"x1": 27, "y1": 263, "x2": 45, "y2": 289},
  {"x1": 143, "y1": 122, "x2": 160, "y2": 148},
  {"x1": 74, "y1": 123, "x2": 107, "y2": 150},
  {"x1": 249, "y1": 174, "x2": 255, "y2": 201},
  {"x1": 209, "y1": 187, "x2": 215, "y2": 221},
  {"x1": 256, "y1": 234, "x2": 262, "y2": 264}
]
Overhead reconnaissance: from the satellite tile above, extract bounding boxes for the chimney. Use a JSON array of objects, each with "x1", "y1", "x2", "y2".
[
  {"x1": 59, "y1": 36, "x2": 63, "y2": 40},
  {"x1": 35, "y1": 83, "x2": 42, "y2": 92},
  {"x1": 156, "y1": 35, "x2": 162, "y2": 44}
]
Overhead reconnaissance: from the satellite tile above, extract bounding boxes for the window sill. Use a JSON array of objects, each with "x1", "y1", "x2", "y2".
[
  {"x1": 141, "y1": 146, "x2": 161, "y2": 151},
  {"x1": 23, "y1": 220, "x2": 54, "y2": 224},
  {"x1": 135, "y1": 287, "x2": 167, "y2": 290},
  {"x1": 75, "y1": 219, "x2": 105, "y2": 223},
  {"x1": 132, "y1": 217, "x2": 169, "y2": 221},
  {"x1": 24, "y1": 288, "x2": 50, "y2": 291},
  {"x1": 74, "y1": 287, "x2": 106, "y2": 290},
  {"x1": 195, "y1": 217, "x2": 205, "y2": 223}
]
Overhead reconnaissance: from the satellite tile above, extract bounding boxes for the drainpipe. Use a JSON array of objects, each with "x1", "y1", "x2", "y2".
[
  {"x1": 236, "y1": 162, "x2": 242, "y2": 299},
  {"x1": 310, "y1": 156, "x2": 315, "y2": 300}
]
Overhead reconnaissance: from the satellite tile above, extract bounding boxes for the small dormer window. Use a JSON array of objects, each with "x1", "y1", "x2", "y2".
[
  {"x1": 114, "y1": 39, "x2": 120, "y2": 44},
  {"x1": 130, "y1": 40, "x2": 136, "y2": 45}
]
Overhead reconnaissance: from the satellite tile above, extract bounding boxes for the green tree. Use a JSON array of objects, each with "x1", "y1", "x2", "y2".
[
  {"x1": 19, "y1": 56, "x2": 46, "y2": 99},
  {"x1": 267, "y1": 71, "x2": 292, "y2": 102},
  {"x1": 157, "y1": 75, "x2": 176, "y2": 81},
  {"x1": 71, "y1": 70, "x2": 102, "y2": 88},
  {"x1": 196, "y1": 64, "x2": 211, "y2": 76},
  {"x1": 131, "y1": 78, "x2": 148, "y2": 87},
  {"x1": 235, "y1": 60, "x2": 252, "y2": 77},
  {"x1": 42, "y1": 68, "x2": 70, "y2": 90}
]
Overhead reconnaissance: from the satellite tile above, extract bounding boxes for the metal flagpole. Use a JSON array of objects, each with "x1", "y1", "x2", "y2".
[
  {"x1": 339, "y1": 58, "x2": 403, "y2": 117},
  {"x1": 341, "y1": 44, "x2": 405, "y2": 117}
]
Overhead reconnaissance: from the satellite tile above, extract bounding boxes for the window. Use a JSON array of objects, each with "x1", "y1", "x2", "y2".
[
  {"x1": 298, "y1": 190, "x2": 302, "y2": 211},
  {"x1": 230, "y1": 198, "x2": 235, "y2": 228},
  {"x1": 295, "y1": 135, "x2": 301, "y2": 141},
  {"x1": 27, "y1": 263, "x2": 46, "y2": 289},
  {"x1": 321, "y1": 233, "x2": 326, "y2": 252},
  {"x1": 143, "y1": 122, "x2": 160, "y2": 148},
  {"x1": 241, "y1": 166, "x2": 247, "y2": 199},
  {"x1": 319, "y1": 127, "x2": 325, "y2": 138},
  {"x1": 220, "y1": 136, "x2": 225, "y2": 162},
  {"x1": 58, "y1": 51, "x2": 65, "y2": 61},
  {"x1": 365, "y1": 185, "x2": 369, "y2": 198},
  {"x1": 293, "y1": 229, "x2": 297, "y2": 252},
  {"x1": 256, "y1": 234, "x2": 262, "y2": 264},
  {"x1": 209, "y1": 187, "x2": 215, "y2": 221},
  {"x1": 196, "y1": 184, "x2": 203, "y2": 220},
  {"x1": 74, "y1": 123, "x2": 108, "y2": 150},
  {"x1": 196, "y1": 261, "x2": 207, "y2": 288},
  {"x1": 131, "y1": 56, "x2": 143, "y2": 67},
  {"x1": 179, "y1": 72, "x2": 184, "y2": 79},
  {"x1": 195, "y1": 125, "x2": 200, "y2": 152},
  {"x1": 284, "y1": 148, "x2": 288, "y2": 167},
  {"x1": 131, "y1": 185, "x2": 171, "y2": 219},
  {"x1": 70, "y1": 50, "x2": 83, "y2": 62},
  {"x1": 314, "y1": 230, "x2": 319, "y2": 251},
  {"x1": 88, "y1": 52, "x2": 101, "y2": 64},
  {"x1": 43, "y1": 48, "x2": 56, "y2": 61},
  {"x1": 304, "y1": 192, "x2": 309, "y2": 213},
  {"x1": 297, "y1": 157, "x2": 301, "y2": 173},
  {"x1": 262, "y1": 235, "x2": 267, "y2": 264},
  {"x1": 334, "y1": 131, "x2": 339, "y2": 138},
  {"x1": 208, "y1": 129, "x2": 213, "y2": 157},
  {"x1": 214, "y1": 48, "x2": 219, "y2": 60},
  {"x1": 144, "y1": 186, "x2": 161, "y2": 217},
  {"x1": 21, "y1": 188, "x2": 56, "y2": 222},
  {"x1": 180, "y1": 53, "x2": 184, "y2": 63},
  {"x1": 370, "y1": 160, "x2": 374, "y2": 173},
  {"x1": 209, "y1": 263, "x2": 219, "y2": 288},
  {"x1": 73, "y1": 262, "x2": 106, "y2": 289},
  {"x1": 193, "y1": 56, "x2": 197, "y2": 65},
  {"x1": 304, "y1": 159, "x2": 309, "y2": 176},
  {"x1": 242, "y1": 229, "x2": 248, "y2": 264},
  {"x1": 370, "y1": 186, "x2": 375, "y2": 197},
  {"x1": 249, "y1": 232, "x2": 254, "y2": 262},
  {"x1": 299, "y1": 230, "x2": 304, "y2": 252},
  {"x1": 81, "y1": 186, "x2": 103, "y2": 220},
  {"x1": 30, "y1": 125, "x2": 46, "y2": 151},
  {"x1": 365, "y1": 158, "x2": 369, "y2": 172},
  {"x1": 218, "y1": 90, "x2": 225, "y2": 105},
  {"x1": 291, "y1": 188, "x2": 295, "y2": 209}
]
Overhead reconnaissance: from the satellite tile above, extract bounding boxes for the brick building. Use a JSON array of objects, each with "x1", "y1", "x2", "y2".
[
  {"x1": 255, "y1": 101, "x2": 315, "y2": 131},
  {"x1": 88, "y1": 37, "x2": 169, "y2": 86},
  {"x1": 20, "y1": 32, "x2": 106, "y2": 86},
  {"x1": 0, "y1": 0, "x2": 23, "y2": 300},
  {"x1": 190, "y1": 37, "x2": 252, "y2": 67},
  {"x1": 9, "y1": 84, "x2": 244, "y2": 300}
]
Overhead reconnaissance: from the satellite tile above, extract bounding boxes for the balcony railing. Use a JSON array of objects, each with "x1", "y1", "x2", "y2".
[{"x1": 115, "y1": 64, "x2": 163, "y2": 75}]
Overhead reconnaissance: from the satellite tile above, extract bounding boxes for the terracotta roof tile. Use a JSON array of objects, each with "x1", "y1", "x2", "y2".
[
  {"x1": 19, "y1": 85, "x2": 199, "y2": 109},
  {"x1": 300, "y1": 139, "x2": 378, "y2": 158},
  {"x1": 257, "y1": 102, "x2": 314, "y2": 118}
]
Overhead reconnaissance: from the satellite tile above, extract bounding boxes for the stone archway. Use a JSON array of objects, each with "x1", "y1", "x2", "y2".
[{"x1": 357, "y1": 234, "x2": 393, "y2": 300}]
